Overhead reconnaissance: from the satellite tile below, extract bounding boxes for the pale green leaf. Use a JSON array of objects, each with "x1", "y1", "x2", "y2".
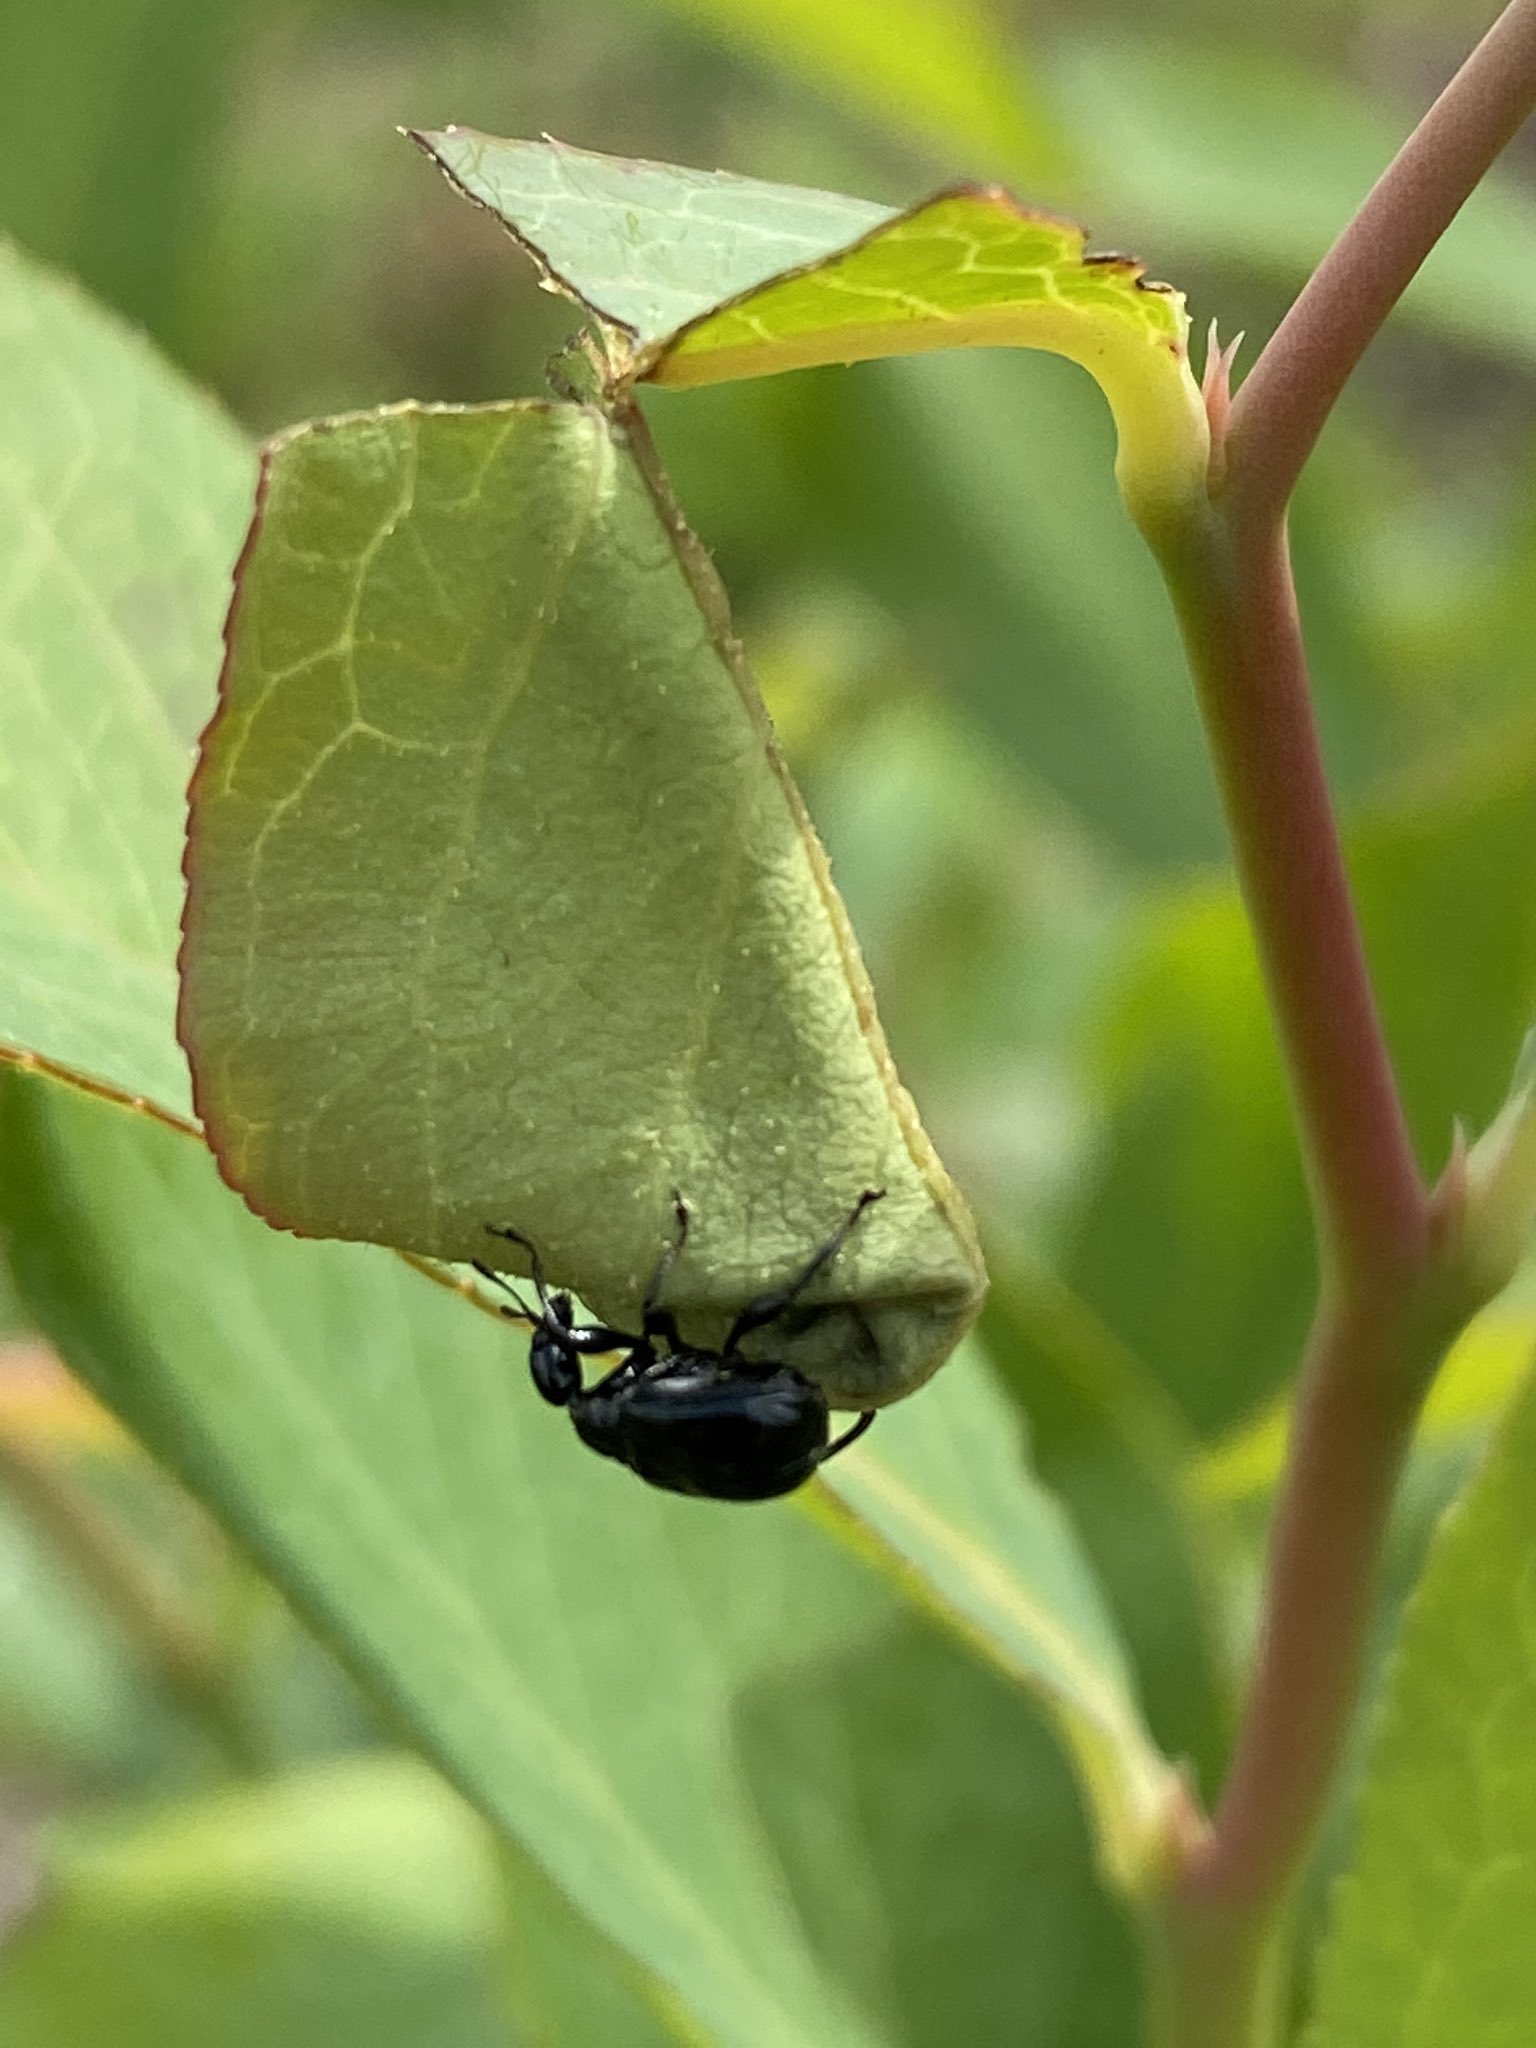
[
  {"x1": 732, "y1": 1603, "x2": 1142, "y2": 2043},
  {"x1": 0, "y1": 1076, "x2": 890, "y2": 2048},
  {"x1": 180, "y1": 400, "x2": 984, "y2": 1408},
  {"x1": 818, "y1": 1341, "x2": 1180, "y2": 1893},
  {"x1": 0, "y1": 1074, "x2": 1146, "y2": 2044},
  {"x1": 1308, "y1": 1363, "x2": 1536, "y2": 2046},
  {"x1": 0, "y1": 240, "x2": 253, "y2": 1121},
  {"x1": 498, "y1": 1839, "x2": 696, "y2": 2047},
  {"x1": 412, "y1": 130, "x2": 893, "y2": 348},
  {"x1": 412, "y1": 133, "x2": 1208, "y2": 523}
]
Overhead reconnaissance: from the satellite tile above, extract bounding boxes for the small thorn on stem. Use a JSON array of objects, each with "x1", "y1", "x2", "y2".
[
  {"x1": 1202, "y1": 322, "x2": 1246, "y2": 494},
  {"x1": 1428, "y1": 1115, "x2": 1474, "y2": 1263}
]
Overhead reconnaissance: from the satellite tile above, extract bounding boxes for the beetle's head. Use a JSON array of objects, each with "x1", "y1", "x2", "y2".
[{"x1": 528, "y1": 1291, "x2": 582, "y2": 1407}]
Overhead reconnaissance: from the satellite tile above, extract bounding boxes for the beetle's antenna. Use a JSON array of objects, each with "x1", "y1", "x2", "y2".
[
  {"x1": 471, "y1": 1258, "x2": 539, "y2": 1324},
  {"x1": 483, "y1": 1223, "x2": 558, "y2": 1315}
]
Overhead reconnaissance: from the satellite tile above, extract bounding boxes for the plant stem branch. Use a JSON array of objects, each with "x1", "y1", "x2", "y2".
[
  {"x1": 1142, "y1": 515, "x2": 1445, "y2": 2040},
  {"x1": 1141, "y1": 12, "x2": 1536, "y2": 2034},
  {"x1": 1158, "y1": 517, "x2": 1429, "y2": 1294},
  {"x1": 1189, "y1": 1293, "x2": 1425, "y2": 1915},
  {"x1": 1227, "y1": 0, "x2": 1536, "y2": 522}
]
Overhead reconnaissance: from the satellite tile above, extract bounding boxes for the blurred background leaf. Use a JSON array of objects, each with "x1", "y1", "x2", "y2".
[
  {"x1": 642, "y1": 0, "x2": 1071, "y2": 185},
  {"x1": 6, "y1": 0, "x2": 1536, "y2": 2040},
  {"x1": 1306, "y1": 1362, "x2": 1536, "y2": 2046},
  {"x1": 0, "y1": 1755, "x2": 516, "y2": 2048},
  {"x1": 0, "y1": 241, "x2": 251, "y2": 1117}
]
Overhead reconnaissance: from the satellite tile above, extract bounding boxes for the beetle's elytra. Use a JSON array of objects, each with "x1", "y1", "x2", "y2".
[{"x1": 473, "y1": 1191, "x2": 882, "y2": 1501}]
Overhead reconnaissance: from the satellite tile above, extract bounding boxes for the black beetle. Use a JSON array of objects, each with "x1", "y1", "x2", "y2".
[{"x1": 473, "y1": 1190, "x2": 883, "y2": 1501}]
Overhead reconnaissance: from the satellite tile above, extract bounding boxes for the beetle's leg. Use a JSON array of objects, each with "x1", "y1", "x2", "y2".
[
  {"x1": 723, "y1": 1188, "x2": 885, "y2": 1355},
  {"x1": 480, "y1": 1232, "x2": 646, "y2": 1374},
  {"x1": 641, "y1": 1190, "x2": 690, "y2": 1352},
  {"x1": 818, "y1": 1410, "x2": 876, "y2": 1465}
]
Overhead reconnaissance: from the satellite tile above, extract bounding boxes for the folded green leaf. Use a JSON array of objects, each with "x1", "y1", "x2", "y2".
[
  {"x1": 412, "y1": 132, "x2": 1209, "y2": 528},
  {"x1": 181, "y1": 400, "x2": 984, "y2": 1407},
  {"x1": 0, "y1": 241, "x2": 253, "y2": 1121}
]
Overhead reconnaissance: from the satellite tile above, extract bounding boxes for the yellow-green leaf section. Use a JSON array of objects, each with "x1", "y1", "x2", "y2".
[
  {"x1": 647, "y1": 187, "x2": 1208, "y2": 523},
  {"x1": 1197, "y1": 1301, "x2": 1536, "y2": 1507}
]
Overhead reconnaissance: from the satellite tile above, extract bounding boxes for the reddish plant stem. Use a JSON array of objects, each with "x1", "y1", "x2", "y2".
[
  {"x1": 1146, "y1": 513, "x2": 1438, "y2": 2016},
  {"x1": 1141, "y1": 9, "x2": 1536, "y2": 2037},
  {"x1": 1227, "y1": 0, "x2": 1536, "y2": 522},
  {"x1": 1148, "y1": 1285, "x2": 1451, "y2": 2047},
  {"x1": 1161, "y1": 519, "x2": 1429, "y2": 1295},
  {"x1": 1191, "y1": 1291, "x2": 1423, "y2": 1912}
]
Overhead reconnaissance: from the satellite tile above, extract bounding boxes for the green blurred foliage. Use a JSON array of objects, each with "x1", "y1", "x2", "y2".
[
  {"x1": 1306, "y1": 1363, "x2": 1536, "y2": 2047},
  {"x1": 5, "y1": 0, "x2": 1536, "y2": 2041},
  {"x1": 0, "y1": 1757, "x2": 517, "y2": 2047}
]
